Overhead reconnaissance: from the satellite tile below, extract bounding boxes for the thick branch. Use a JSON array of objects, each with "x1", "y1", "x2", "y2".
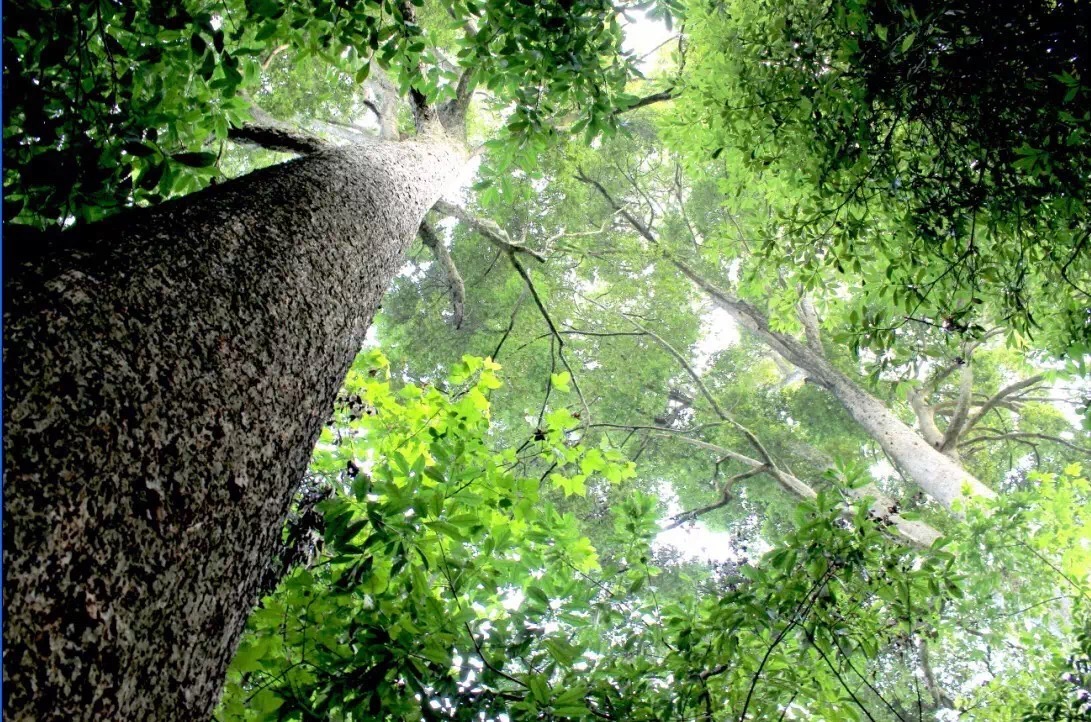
[
  {"x1": 578, "y1": 170, "x2": 996, "y2": 510},
  {"x1": 591, "y1": 423, "x2": 940, "y2": 547},
  {"x1": 576, "y1": 170, "x2": 833, "y2": 382},
  {"x1": 617, "y1": 88, "x2": 677, "y2": 115},
  {"x1": 907, "y1": 387, "x2": 945, "y2": 449},
  {"x1": 308, "y1": 118, "x2": 376, "y2": 144},
  {"x1": 796, "y1": 295, "x2": 824, "y2": 355},
  {"x1": 228, "y1": 115, "x2": 327, "y2": 155},
  {"x1": 917, "y1": 638, "x2": 954, "y2": 710},
  {"x1": 419, "y1": 219, "x2": 465, "y2": 329},
  {"x1": 449, "y1": 67, "x2": 477, "y2": 120},
  {"x1": 939, "y1": 361, "x2": 975, "y2": 453},
  {"x1": 368, "y1": 68, "x2": 403, "y2": 141}
]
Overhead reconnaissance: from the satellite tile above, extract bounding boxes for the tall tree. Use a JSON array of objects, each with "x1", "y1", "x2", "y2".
[{"x1": 1, "y1": 0, "x2": 660, "y2": 717}]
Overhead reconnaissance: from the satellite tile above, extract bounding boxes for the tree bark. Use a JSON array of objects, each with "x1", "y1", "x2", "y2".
[{"x1": 2, "y1": 138, "x2": 462, "y2": 720}]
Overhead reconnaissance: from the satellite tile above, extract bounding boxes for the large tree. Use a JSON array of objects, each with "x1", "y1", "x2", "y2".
[
  {"x1": 1, "y1": 0, "x2": 665, "y2": 718},
  {"x1": 5, "y1": 0, "x2": 1088, "y2": 719}
]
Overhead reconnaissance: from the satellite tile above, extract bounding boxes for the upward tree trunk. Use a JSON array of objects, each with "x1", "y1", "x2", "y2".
[
  {"x1": 669, "y1": 259, "x2": 996, "y2": 511},
  {"x1": 2, "y1": 139, "x2": 462, "y2": 720}
]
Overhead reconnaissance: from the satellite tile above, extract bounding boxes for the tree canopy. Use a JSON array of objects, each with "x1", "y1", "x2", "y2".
[{"x1": 4, "y1": 0, "x2": 1091, "y2": 720}]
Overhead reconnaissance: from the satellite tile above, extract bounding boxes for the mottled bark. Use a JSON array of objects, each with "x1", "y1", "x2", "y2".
[{"x1": 3, "y1": 139, "x2": 462, "y2": 720}]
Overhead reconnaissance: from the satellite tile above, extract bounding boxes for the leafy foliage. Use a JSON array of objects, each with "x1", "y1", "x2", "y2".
[
  {"x1": 671, "y1": 0, "x2": 1091, "y2": 353},
  {"x1": 220, "y1": 350, "x2": 1002, "y2": 721},
  {"x1": 6, "y1": 1, "x2": 1089, "y2": 718},
  {"x1": 3, "y1": 0, "x2": 649, "y2": 228}
]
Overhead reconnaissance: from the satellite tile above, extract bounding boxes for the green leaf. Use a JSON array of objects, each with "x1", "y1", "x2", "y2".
[
  {"x1": 138, "y1": 161, "x2": 165, "y2": 190},
  {"x1": 170, "y1": 151, "x2": 218, "y2": 168},
  {"x1": 550, "y1": 371, "x2": 571, "y2": 393},
  {"x1": 528, "y1": 675, "x2": 549, "y2": 704},
  {"x1": 526, "y1": 585, "x2": 549, "y2": 607},
  {"x1": 121, "y1": 141, "x2": 156, "y2": 157}
]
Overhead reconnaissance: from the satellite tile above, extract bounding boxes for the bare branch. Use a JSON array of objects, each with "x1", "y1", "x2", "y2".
[
  {"x1": 491, "y1": 289, "x2": 528, "y2": 361},
  {"x1": 939, "y1": 361, "x2": 975, "y2": 452},
  {"x1": 418, "y1": 219, "x2": 466, "y2": 329},
  {"x1": 962, "y1": 373, "x2": 1047, "y2": 434},
  {"x1": 960, "y1": 431, "x2": 1091, "y2": 456},
  {"x1": 664, "y1": 467, "x2": 766, "y2": 530},
  {"x1": 432, "y1": 200, "x2": 546, "y2": 262},
  {"x1": 590, "y1": 422, "x2": 941, "y2": 547},
  {"x1": 261, "y1": 43, "x2": 290, "y2": 70},
  {"x1": 576, "y1": 170, "x2": 834, "y2": 384},
  {"x1": 508, "y1": 253, "x2": 590, "y2": 422},
  {"x1": 614, "y1": 88, "x2": 677, "y2": 117}
]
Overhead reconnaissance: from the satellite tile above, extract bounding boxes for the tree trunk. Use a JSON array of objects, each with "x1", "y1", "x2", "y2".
[
  {"x1": 2, "y1": 139, "x2": 462, "y2": 720},
  {"x1": 669, "y1": 259, "x2": 996, "y2": 511},
  {"x1": 820, "y1": 371, "x2": 995, "y2": 508}
]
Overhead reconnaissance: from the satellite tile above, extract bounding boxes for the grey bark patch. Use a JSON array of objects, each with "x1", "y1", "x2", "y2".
[{"x1": 3, "y1": 140, "x2": 463, "y2": 720}]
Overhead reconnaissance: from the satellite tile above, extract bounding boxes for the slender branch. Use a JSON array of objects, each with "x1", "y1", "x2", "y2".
[
  {"x1": 465, "y1": 622, "x2": 528, "y2": 690},
  {"x1": 960, "y1": 431, "x2": 1091, "y2": 456},
  {"x1": 738, "y1": 572, "x2": 833, "y2": 721},
  {"x1": 509, "y1": 252, "x2": 590, "y2": 421},
  {"x1": 261, "y1": 43, "x2": 290, "y2": 70},
  {"x1": 418, "y1": 219, "x2": 466, "y2": 329},
  {"x1": 812, "y1": 640, "x2": 878, "y2": 722},
  {"x1": 491, "y1": 289, "x2": 527, "y2": 361},
  {"x1": 663, "y1": 467, "x2": 766, "y2": 530},
  {"x1": 433, "y1": 200, "x2": 546, "y2": 262},
  {"x1": 962, "y1": 374, "x2": 1046, "y2": 434}
]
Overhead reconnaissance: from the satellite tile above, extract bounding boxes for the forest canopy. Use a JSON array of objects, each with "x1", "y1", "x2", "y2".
[{"x1": 2, "y1": 0, "x2": 1090, "y2": 721}]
